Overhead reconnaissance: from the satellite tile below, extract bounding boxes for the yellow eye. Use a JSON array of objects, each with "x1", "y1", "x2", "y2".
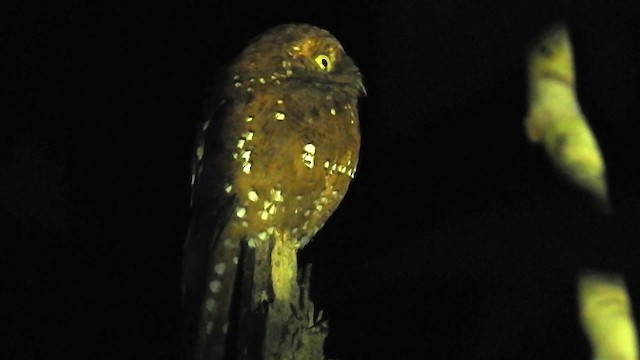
[{"x1": 314, "y1": 55, "x2": 332, "y2": 72}]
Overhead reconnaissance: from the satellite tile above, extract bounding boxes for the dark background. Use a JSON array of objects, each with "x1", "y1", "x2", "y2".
[{"x1": 3, "y1": 0, "x2": 640, "y2": 358}]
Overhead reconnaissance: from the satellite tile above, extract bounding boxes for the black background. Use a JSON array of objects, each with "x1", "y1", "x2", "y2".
[{"x1": 3, "y1": 0, "x2": 640, "y2": 358}]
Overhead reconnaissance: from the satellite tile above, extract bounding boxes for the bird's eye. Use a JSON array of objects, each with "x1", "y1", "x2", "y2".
[{"x1": 314, "y1": 55, "x2": 332, "y2": 72}]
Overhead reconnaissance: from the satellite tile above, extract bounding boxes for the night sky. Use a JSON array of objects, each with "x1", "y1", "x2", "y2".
[{"x1": 3, "y1": 0, "x2": 640, "y2": 358}]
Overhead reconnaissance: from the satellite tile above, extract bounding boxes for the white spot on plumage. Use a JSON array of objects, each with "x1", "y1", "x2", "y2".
[
  {"x1": 271, "y1": 188, "x2": 284, "y2": 202},
  {"x1": 235, "y1": 206, "x2": 246, "y2": 218},
  {"x1": 302, "y1": 144, "x2": 316, "y2": 169},
  {"x1": 248, "y1": 190, "x2": 258, "y2": 201},
  {"x1": 214, "y1": 263, "x2": 226, "y2": 275},
  {"x1": 304, "y1": 144, "x2": 316, "y2": 154},
  {"x1": 224, "y1": 184, "x2": 233, "y2": 193},
  {"x1": 302, "y1": 155, "x2": 314, "y2": 168},
  {"x1": 275, "y1": 112, "x2": 286, "y2": 121},
  {"x1": 330, "y1": 108, "x2": 336, "y2": 116},
  {"x1": 209, "y1": 280, "x2": 222, "y2": 293},
  {"x1": 242, "y1": 163, "x2": 252, "y2": 174},
  {"x1": 245, "y1": 116, "x2": 254, "y2": 123}
]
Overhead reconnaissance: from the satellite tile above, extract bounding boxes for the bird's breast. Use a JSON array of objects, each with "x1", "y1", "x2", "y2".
[{"x1": 220, "y1": 87, "x2": 360, "y2": 245}]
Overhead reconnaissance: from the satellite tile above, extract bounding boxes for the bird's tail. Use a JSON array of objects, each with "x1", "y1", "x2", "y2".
[
  {"x1": 181, "y1": 199, "x2": 243, "y2": 359},
  {"x1": 192, "y1": 237, "x2": 242, "y2": 359}
]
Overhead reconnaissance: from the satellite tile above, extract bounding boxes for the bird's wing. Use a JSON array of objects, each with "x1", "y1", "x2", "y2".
[{"x1": 181, "y1": 94, "x2": 239, "y2": 356}]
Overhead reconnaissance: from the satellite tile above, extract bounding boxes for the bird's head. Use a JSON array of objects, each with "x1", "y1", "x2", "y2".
[{"x1": 229, "y1": 23, "x2": 365, "y2": 96}]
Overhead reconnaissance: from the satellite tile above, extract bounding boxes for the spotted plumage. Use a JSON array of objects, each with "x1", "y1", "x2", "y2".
[{"x1": 182, "y1": 24, "x2": 364, "y2": 359}]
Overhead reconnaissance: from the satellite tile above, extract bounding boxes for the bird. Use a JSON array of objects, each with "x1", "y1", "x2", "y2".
[
  {"x1": 524, "y1": 24, "x2": 611, "y2": 213},
  {"x1": 181, "y1": 23, "x2": 365, "y2": 359}
]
